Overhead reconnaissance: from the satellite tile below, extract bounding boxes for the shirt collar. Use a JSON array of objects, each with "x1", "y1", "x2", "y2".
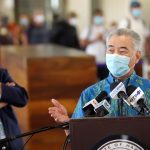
[{"x1": 106, "y1": 71, "x2": 137, "y2": 86}]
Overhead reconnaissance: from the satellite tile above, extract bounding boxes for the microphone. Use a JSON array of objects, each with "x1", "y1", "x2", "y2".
[
  {"x1": 82, "y1": 91, "x2": 108, "y2": 117},
  {"x1": 94, "y1": 98, "x2": 111, "y2": 117},
  {"x1": 110, "y1": 82, "x2": 130, "y2": 106},
  {"x1": 126, "y1": 85, "x2": 150, "y2": 115}
]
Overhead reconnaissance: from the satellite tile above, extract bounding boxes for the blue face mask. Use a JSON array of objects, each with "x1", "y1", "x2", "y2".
[
  {"x1": 131, "y1": 9, "x2": 142, "y2": 18},
  {"x1": 106, "y1": 54, "x2": 131, "y2": 77},
  {"x1": 93, "y1": 16, "x2": 104, "y2": 25},
  {"x1": 19, "y1": 18, "x2": 29, "y2": 26}
]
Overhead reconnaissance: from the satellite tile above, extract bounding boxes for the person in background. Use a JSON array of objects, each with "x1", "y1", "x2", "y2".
[
  {"x1": 48, "y1": 28, "x2": 150, "y2": 134},
  {"x1": 80, "y1": 9, "x2": 108, "y2": 80},
  {"x1": 8, "y1": 22, "x2": 28, "y2": 45},
  {"x1": 19, "y1": 14, "x2": 30, "y2": 30},
  {"x1": 143, "y1": 36, "x2": 150, "y2": 79},
  {"x1": 27, "y1": 10, "x2": 49, "y2": 44},
  {"x1": 119, "y1": 0, "x2": 149, "y2": 77},
  {"x1": 67, "y1": 12, "x2": 78, "y2": 28},
  {"x1": 0, "y1": 68, "x2": 28, "y2": 149},
  {"x1": 144, "y1": 36, "x2": 150, "y2": 64},
  {"x1": 48, "y1": 13, "x2": 80, "y2": 49},
  {"x1": 18, "y1": 14, "x2": 30, "y2": 45},
  {"x1": 0, "y1": 16, "x2": 13, "y2": 45},
  {"x1": 108, "y1": 21, "x2": 118, "y2": 33},
  {"x1": 119, "y1": 0, "x2": 148, "y2": 52}
]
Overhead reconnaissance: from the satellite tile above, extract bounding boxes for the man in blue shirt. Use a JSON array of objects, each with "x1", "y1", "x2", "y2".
[{"x1": 48, "y1": 28, "x2": 150, "y2": 123}]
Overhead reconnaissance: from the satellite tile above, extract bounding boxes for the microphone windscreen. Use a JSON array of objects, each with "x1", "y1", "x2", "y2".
[
  {"x1": 95, "y1": 91, "x2": 108, "y2": 102},
  {"x1": 126, "y1": 85, "x2": 137, "y2": 96},
  {"x1": 110, "y1": 82, "x2": 120, "y2": 91}
]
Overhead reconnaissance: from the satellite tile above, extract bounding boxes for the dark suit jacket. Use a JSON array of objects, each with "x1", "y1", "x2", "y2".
[
  {"x1": 49, "y1": 20, "x2": 80, "y2": 49},
  {"x1": 0, "y1": 68, "x2": 28, "y2": 150}
]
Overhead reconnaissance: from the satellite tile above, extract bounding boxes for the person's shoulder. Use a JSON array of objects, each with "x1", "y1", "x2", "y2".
[
  {"x1": 141, "y1": 77, "x2": 150, "y2": 84},
  {"x1": 135, "y1": 74, "x2": 150, "y2": 86},
  {"x1": 81, "y1": 25, "x2": 92, "y2": 33},
  {"x1": 0, "y1": 68, "x2": 8, "y2": 74},
  {"x1": 80, "y1": 26, "x2": 90, "y2": 39},
  {"x1": 0, "y1": 68, "x2": 10, "y2": 82},
  {"x1": 82, "y1": 79, "x2": 106, "y2": 95}
]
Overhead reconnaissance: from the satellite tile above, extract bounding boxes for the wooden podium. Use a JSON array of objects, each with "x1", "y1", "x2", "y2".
[{"x1": 70, "y1": 117, "x2": 150, "y2": 150}]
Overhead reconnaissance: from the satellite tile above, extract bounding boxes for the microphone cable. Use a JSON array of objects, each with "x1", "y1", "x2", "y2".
[
  {"x1": 62, "y1": 134, "x2": 70, "y2": 150},
  {"x1": 22, "y1": 134, "x2": 35, "y2": 150}
]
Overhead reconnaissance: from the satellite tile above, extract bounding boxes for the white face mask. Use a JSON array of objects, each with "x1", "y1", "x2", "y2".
[
  {"x1": 19, "y1": 18, "x2": 29, "y2": 26},
  {"x1": 68, "y1": 18, "x2": 78, "y2": 26},
  {"x1": 34, "y1": 15, "x2": 45, "y2": 23}
]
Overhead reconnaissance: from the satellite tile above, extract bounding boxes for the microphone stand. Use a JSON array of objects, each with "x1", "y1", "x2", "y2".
[
  {"x1": 118, "y1": 99, "x2": 124, "y2": 116},
  {"x1": 0, "y1": 122, "x2": 69, "y2": 149}
]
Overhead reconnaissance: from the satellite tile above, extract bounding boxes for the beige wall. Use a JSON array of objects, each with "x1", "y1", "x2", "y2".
[
  {"x1": 142, "y1": 0, "x2": 150, "y2": 25},
  {"x1": 0, "y1": 0, "x2": 15, "y2": 21},
  {"x1": 66, "y1": 0, "x2": 92, "y2": 33},
  {"x1": 99, "y1": 0, "x2": 130, "y2": 27}
]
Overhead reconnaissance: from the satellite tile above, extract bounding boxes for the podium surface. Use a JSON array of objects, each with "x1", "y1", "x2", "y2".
[{"x1": 70, "y1": 117, "x2": 150, "y2": 150}]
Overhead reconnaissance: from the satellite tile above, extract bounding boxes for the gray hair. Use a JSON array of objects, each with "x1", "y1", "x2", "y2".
[{"x1": 106, "y1": 28, "x2": 141, "y2": 51}]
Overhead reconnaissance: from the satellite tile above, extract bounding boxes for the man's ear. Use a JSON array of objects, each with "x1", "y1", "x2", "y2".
[{"x1": 135, "y1": 51, "x2": 141, "y2": 64}]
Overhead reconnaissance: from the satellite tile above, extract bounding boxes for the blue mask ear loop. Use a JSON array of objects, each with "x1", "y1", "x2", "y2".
[
  {"x1": 122, "y1": 54, "x2": 136, "y2": 76},
  {"x1": 117, "y1": 53, "x2": 136, "y2": 79},
  {"x1": 129, "y1": 51, "x2": 138, "y2": 70}
]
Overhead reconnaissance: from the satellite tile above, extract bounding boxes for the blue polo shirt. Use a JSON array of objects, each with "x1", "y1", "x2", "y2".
[{"x1": 72, "y1": 72, "x2": 150, "y2": 118}]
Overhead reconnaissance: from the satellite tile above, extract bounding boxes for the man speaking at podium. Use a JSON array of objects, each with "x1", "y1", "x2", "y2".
[{"x1": 48, "y1": 28, "x2": 150, "y2": 123}]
